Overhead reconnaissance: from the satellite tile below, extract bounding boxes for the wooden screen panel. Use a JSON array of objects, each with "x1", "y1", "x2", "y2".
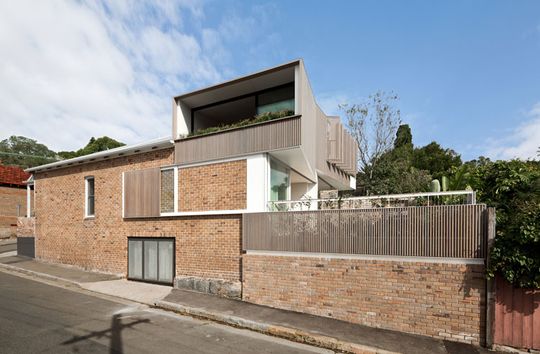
[
  {"x1": 174, "y1": 116, "x2": 301, "y2": 165},
  {"x1": 123, "y1": 168, "x2": 160, "y2": 218},
  {"x1": 243, "y1": 205, "x2": 488, "y2": 258}
]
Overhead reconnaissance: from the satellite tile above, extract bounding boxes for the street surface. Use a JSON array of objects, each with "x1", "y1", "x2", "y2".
[{"x1": 0, "y1": 272, "x2": 330, "y2": 354}]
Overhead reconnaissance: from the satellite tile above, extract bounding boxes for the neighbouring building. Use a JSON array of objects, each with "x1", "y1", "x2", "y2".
[
  {"x1": 26, "y1": 59, "x2": 357, "y2": 295},
  {"x1": 0, "y1": 163, "x2": 31, "y2": 238}
]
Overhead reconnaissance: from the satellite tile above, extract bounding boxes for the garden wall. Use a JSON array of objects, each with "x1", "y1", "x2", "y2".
[{"x1": 243, "y1": 253, "x2": 486, "y2": 345}]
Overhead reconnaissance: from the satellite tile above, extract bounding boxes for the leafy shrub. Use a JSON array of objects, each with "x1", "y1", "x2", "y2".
[{"x1": 470, "y1": 160, "x2": 540, "y2": 288}]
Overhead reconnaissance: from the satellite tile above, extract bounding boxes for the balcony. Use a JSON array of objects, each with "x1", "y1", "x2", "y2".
[
  {"x1": 266, "y1": 190, "x2": 477, "y2": 211},
  {"x1": 174, "y1": 115, "x2": 301, "y2": 165}
]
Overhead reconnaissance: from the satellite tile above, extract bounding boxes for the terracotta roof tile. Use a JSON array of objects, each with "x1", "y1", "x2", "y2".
[{"x1": 0, "y1": 165, "x2": 30, "y2": 186}]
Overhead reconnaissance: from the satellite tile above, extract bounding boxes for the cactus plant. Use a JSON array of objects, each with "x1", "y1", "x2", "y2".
[
  {"x1": 430, "y1": 179, "x2": 441, "y2": 192},
  {"x1": 441, "y1": 176, "x2": 449, "y2": 192}
]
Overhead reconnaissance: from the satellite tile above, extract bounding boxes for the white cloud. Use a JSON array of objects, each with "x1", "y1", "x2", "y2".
[
  {"x1": 0, "y1": 0, "x2": 277, "y2": 152},
  {"x1": 486, "y1": 103, "x2": 540, "y2": 160},
  {"x1": 317, "y1": 92, "x2": 355, "y2": 117}
]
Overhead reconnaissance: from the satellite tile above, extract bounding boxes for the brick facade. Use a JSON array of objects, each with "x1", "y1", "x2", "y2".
[
  {"x1": 179, "y1": 159, "x2": 246, "y2": 211},
  {"x1": 0, "y1": 186, "x2": 27, "y2": 238},
  {"x1": 242, "y1": 254, "x2": 486, "y2": 345},
  {"x1": 34, "y1": 148, "x2": 244, "y2": 283}
]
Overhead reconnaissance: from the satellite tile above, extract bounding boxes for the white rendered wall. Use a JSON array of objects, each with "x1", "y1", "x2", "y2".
[
  {"x1": 350, "y1": 175, "x2": 357, "y2": 190},
  {"x1": 173, "y1": 101, "x2": 191, "y2": 139},
  {"x1": 291, "y1": 181, "x2": 318, "y2": 210},
  {"x1": 247, "y1": 154, "x2": 268, "y2": 212}
]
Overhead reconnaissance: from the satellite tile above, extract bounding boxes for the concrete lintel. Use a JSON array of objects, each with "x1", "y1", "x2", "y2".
[{"x1": 244, "y1": 250, "x2": 485, "y2": 265}]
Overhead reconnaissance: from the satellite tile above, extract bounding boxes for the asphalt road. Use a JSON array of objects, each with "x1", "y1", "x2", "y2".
[{"x1": 0, "y1": 272, "x2": 331, "y2": 354}]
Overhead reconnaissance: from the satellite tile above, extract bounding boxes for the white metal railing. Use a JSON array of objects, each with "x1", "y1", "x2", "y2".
[{"x1": 267, "y1": 190, "x2": 476, "y2": 212}]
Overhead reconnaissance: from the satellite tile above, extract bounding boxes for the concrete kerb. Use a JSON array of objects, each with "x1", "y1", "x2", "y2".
[{"x1": 155, "y1": 300, "x2": 398, "y2": 354}]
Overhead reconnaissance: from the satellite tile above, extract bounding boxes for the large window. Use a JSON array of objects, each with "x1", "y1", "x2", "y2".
[
  {"x1": 257, "y1": 84, "x2": 294, "y2": 115},
  {"x1": 160, "y1": 167, "x2": 177, "y2": 214},
  {"x1": 191, "y1": 83, "x2": 295, "y2": 133},
  {"x1": 85, "y1": 176, "x2": 95, "y2": 217},
  {"x1": 269, "y1": 159, "x2": 290, "y2": 201}
]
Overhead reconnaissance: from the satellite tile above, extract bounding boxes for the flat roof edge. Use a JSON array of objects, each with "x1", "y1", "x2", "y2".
[
  {"x1": 174, "y1": 59, "x2": 301, "y2": 100},
  {"x1": 26, "y1": 136, "x2": 173, "y2": 173}
]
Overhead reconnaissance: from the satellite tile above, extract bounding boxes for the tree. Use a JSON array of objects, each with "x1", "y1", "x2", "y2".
[
  {"x1": 0, "y1": 136, "x2": 58, "y2": 168},
  {"x1": 394, "y1": 124, "x2": 413, "y2": 150},
  {"x1": 412, "y1": 142, "x2": 462, "y2": 180},
  {"x1": 340, "y1": 91, "x2": 401, "y2": 182},
  {"x1": 355, "y1": 124, "x2": 431, "y2": 195},
  {"x1": 358, "y1": 153, "x2": 432, "y2": 195},
  {"x1": 58, "y1": 136, "x2": 125, "y2": 159}
]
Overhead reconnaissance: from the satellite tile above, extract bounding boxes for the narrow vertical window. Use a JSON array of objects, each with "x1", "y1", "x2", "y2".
[
  {"x1": 160, "y1": 168, "x2": 176, "y2": 214},
  {"x1": 269, "y1": 159, "x2": 290, "y2": 201},
  {"x1": 85, "y1": 177, "x2": 95, "y2": 217}
]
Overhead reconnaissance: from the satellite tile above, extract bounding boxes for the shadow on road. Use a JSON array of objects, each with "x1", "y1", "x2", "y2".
[{"x1": 62, "y1": 313, "x2": 150, "y2": 354}]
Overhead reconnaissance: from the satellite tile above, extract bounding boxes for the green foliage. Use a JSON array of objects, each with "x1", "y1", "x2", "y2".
[
  {"x1": 412, "y1": 142, "x2": 462, "y2": 180},
  {"x1": 354, "y1": 121, "x2": 467, "y2": 196},
  {"x1": 469, "y1": 160, "x2": 540, "y2": 288},
  {"x1": 394, "y1": 124, "x2": 413, "y2": 150},
  {"x1": 0, "y1": 136, "x2": 58, "y2": 168},
  {"x1": 58, "y1": 136, "x2": 125, "y2": 159},
  {"x1": 188, "y1": 110, "x2": 295, "y2": 137},
  {"x1": 356, "y1": 126, "x2": 431, "y2": 195},
  {"x1": 0, "y1": 135, "x2": 125, "y2": 168}
]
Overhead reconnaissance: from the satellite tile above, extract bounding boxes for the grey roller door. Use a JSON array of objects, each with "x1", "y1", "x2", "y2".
[{"x1": 17, "y1": 237, "x2": 35, "y2": 258}]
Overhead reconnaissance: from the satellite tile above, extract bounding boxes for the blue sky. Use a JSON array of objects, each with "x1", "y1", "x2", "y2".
[{"x1": 1, "y1": 1, "x2": 539, "y2": 160}]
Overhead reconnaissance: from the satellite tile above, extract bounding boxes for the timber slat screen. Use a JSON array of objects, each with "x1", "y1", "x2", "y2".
[
  {"x1": 123, "y1": 168, "x2": 160, "y2": 218},
  {"x1": 175, "y1": 115, "x2": 301, "y2": 165},
  {"x1": 243, "y1": 204, "x2": 488, "y2": 258}
]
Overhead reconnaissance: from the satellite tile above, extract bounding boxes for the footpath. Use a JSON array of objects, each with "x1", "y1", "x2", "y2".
[{"x1": 0, "y1": 255, "x2": 499, "y2": 354}]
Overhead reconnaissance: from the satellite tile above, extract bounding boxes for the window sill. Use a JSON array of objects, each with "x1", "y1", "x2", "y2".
[{"x1": 84, "y1": 216, "x2": 95, "y2": 220}]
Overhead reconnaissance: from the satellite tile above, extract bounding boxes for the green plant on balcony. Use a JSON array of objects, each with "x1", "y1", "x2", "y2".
[{"x1": 187, "y1": 109, "x2": 295, "y2": 137}]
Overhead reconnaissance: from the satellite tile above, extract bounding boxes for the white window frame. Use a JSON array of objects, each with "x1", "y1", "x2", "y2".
[
  {"x1": 84, "y1": 176, "x2": 95, "y2": 218},
  {"x1": 160, "y1": 166, "x2": 178, "y2": 216}
]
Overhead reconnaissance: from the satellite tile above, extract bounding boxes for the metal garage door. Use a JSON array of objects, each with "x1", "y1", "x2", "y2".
[
  {"x1": 128, "y1": 238, "x2": 174, "y2": 285},
  {"x1": 17, "y1": 237, "x2": 35, "y2": 258}
]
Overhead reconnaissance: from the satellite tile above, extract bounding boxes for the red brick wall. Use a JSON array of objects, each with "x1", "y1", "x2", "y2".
[
  {"x1": 34, "y1": 148, "x2": 243, "y2": 281},
  {"x1": 0, "y1": 186, "x2": 27, "y2": 238},
  {"x1": 179, "y1": 159, "x2": 246, "y2": 211},
  {"x1": 243, "y1": 254, "x2": 486, "y2": 345}
]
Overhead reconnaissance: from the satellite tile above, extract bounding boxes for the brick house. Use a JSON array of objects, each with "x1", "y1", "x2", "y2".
[
  {"x1": 0, "y1": 163, "x2": 31, "y2": 238},
  {"x1": 22, "y1": 60, "x2": 491, "y2": 345},
  {"x1": 25, "y1": 60, "x2": 357, "y2": 295}
]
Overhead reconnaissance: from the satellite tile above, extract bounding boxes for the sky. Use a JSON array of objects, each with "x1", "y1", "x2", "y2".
[{"x1": 0, "y1": 0, "x2": 539, "y2": 161}]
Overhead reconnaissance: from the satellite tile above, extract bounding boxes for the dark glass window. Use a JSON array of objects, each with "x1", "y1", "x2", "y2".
[
  {"x1": 86, "y1": 177, "x2": 94, "y2": 216},
  {"x1": 257, "y1": 84, "x2": 294, "y2": 115}
]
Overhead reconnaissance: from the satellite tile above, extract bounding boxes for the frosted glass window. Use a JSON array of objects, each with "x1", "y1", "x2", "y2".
[
  {"x1": 128, "y1": 240, "x2": 142, "y2": 279},
  {"x1": 160, "y1": 169, "x2": 175, "y2": 213},
  {"x1": 143, "y1": 240, "x2": 158, "y2": 281},
  {"x1": 158, "y1": 241, "x2": 174, "y2": 283}
]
